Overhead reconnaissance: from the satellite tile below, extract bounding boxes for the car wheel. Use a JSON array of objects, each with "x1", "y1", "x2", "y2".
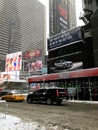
[
  {"x1": 46, "y1": 98, "x2": 52, "y2": 105},
  {"x1": 27, "y1": 97, "x2": 32, "y2": 103}
]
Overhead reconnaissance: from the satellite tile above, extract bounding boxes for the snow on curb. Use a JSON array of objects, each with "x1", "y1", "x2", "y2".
[
  {"x1": 0, "y1": 113, "x2": 45, "y2": 130},
  {"x1": 67, "y1": 100, "x2": 98, "y2": 104}
]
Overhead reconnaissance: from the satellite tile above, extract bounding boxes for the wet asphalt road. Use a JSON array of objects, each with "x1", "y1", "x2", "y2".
[{"x1": 0, "y1": 101, "x2": 98, "y2": 130}]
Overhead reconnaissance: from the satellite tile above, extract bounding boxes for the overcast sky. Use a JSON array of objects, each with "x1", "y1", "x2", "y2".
[{"x1": 75, "y1": 0, "x2": 84, "y2": 26}]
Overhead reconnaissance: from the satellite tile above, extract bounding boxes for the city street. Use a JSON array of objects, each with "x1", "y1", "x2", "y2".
[
  {"x1": 0, "y1": 0, "x2": 98, "y2": 129},
  {"x1": 0, "y1": 101, "x2": 98, "y2": 130}
]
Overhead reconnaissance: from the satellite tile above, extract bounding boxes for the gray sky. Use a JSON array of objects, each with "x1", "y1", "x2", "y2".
[{"x1": 75, "y1": 0, "x2": 84, "y2": 26}]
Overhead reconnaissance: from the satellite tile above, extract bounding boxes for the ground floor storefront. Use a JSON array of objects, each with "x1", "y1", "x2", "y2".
[{"x1": 28, "y1": 68, "x2": 98, "y2": 101}]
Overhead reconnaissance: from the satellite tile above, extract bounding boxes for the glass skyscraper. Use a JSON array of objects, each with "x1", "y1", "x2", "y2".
[{"x1": 0, "y1": 0, "x2": 46, "y2": 56}]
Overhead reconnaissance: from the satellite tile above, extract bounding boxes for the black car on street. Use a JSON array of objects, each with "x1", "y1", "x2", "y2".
[{"x1": 27, "y1": 87, "x2": 67, "y2": 105}]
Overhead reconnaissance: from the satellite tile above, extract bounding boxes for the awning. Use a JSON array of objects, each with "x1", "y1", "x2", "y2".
[{"x1": 28, "y1": 67, "x2": 98, "y2": 83}]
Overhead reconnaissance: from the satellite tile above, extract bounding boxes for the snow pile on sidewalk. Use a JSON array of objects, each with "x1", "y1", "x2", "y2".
[{"x1": 0, "y1": 113, "x2": 45, "y2": 130}]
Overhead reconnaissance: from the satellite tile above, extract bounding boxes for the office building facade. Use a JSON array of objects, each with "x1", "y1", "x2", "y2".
[
  {"x1": 0, "y1": 0, "x2": 46, "y2": 56},
  {"x1": 68, "y1": 0, "x2": 77, "y2": 28},
  {"x1": 82, "y1": 0, "x2": 98, "y2": 67}
]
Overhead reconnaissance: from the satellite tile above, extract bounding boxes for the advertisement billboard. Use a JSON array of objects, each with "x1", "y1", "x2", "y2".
[
  {"x1": 48, "y1": 54, "x2": 84, "y2": 74},
  {"x1": 23, "y1": 49, "x2": 42, "y2": 59},
  {"x1": 47, "y1": 26, "x2": 94, "y2": 74},
  {"x1": 5, "y1": 52, "x2": 22, "y2": 72},
  {"x1": 48, "y1": 27, "x2": 83, "y2": 51},
  {"x1": 0, "y1": 71, "x2": 20, "y2": 84},
  {"x1": 49, "y1": 0, "x2": 69, "y2": 36},
  {"x1": 57, "y1": 0, "x2": 68, "y2": 31},
  {"x1": 24, "y1": 58, "x2": 42, "y2": 73},
  {"x1": 22, "y1": 49, "x2": 42, "y2": 75}
]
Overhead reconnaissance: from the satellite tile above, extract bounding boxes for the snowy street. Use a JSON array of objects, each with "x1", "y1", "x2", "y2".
[{"x1": 0, "y1": 101, "x2": 98, "y2": 130}]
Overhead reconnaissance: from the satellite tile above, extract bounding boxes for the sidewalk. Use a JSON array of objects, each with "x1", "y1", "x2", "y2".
[{"x1": 67, "y1": 99, "x2": 98, "y2": 104}]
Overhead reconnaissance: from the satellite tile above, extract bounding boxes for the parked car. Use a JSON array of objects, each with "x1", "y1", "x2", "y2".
[
  {"x1": 54, "y1": 59, "x2": 73, "y2": 69},
  {"x1": 1, "y1": 92, "x2": 25, "y2": 102},
  {"x1": 27, "y1": 87, "x2": 67, "y2": 105}
]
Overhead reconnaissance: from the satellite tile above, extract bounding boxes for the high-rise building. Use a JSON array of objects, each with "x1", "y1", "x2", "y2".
[
  {"x1": 0, "y1": 0, "x2": 46, "y2": 56},
  {"x1": 82, "y1": 0, "x2": 98, "y2": 67},
  {"x1": 68, "y1": 0, "x2": 77, "y2": 28}
]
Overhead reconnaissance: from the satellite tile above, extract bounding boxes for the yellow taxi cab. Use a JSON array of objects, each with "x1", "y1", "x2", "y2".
[{"x1": 1, "y1": 92, "x2": 25, "y2": 102}]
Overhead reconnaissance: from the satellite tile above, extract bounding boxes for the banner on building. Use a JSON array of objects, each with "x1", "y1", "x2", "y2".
[
  {"x1": 49, "y1": 0, "x2": 68, "y2": 36},
  {"x1": 24, "y1": 58, "x2": 42, "y2": 72},
  {"x1": 23, "y1": 49, "x2": 42, "y2": 59},
  {"x1": 0, "y1": 71, "x2": 20, "y2": 84},
  {"x1": 48, "y1": 27, "x2": 83, "y2": 51},
  {"x1": 5, "y1": 52, "x2": 22, "y2": 72}
]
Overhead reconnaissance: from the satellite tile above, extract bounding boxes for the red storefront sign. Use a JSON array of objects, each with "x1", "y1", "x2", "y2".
[{"x1": 28, "y1": 68, "x2": 98, "y2": 83}]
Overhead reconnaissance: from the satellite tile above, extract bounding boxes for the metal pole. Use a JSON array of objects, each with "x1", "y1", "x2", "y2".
[
  {"x1": 0, "y1": 100, "x2": 8, "y2": 118},
  {"x1": 76, "y1": 79, "x2": 79, "y2": 100},
  {"x1": 88, "y1": 78, "x2": 92, "y2": 101}
]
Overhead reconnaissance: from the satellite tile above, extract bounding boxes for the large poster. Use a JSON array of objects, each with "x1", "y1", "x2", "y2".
[
  {"x1": 24, "y1": 58, "x2": 42, "y2": 72},
  {"x1": 23, "y1": 49, "x2": 42, "y2": 59},
  {"x1": 0, "y1": 71, "x2": 20, "y2": 84},
  {"x1": 48, "y1": 57, "x2": 83, "y2": 74},
  {"x1": 57, "y1": 0, "x2": 68, "y2": 31},
  {"x1": 23, "y1": 49, "x2": 42, "y2": 75},
  {"x1": 5, "y1": 52, "x2": 22, "y2": 72},
  {"x1": 47, "y1": 27, "x2": 88, "y2": 74},
  {"x1": 49, "y1": 0, "x2": 69, "y2": 36}
]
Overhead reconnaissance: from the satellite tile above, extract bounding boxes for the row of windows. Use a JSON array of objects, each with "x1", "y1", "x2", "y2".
[{"x1": 0, "y1": 0, "x2": 45, "y2": 55}]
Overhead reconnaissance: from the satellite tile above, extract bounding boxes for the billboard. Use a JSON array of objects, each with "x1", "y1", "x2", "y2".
[
  {"x1": 57, "y1": 0, "x2": 68, "y2": 31},
  {"x1": 49, "y1": 0, "x2": 69, "y2": 36},
  {"x1": 23, "y1": 49, "x2": 42, "y2": 75},
  {"x1": 23, "y1": 49, "x2": 42, "y2": 59},
  {"x1": 47, "y1": 26, "x2": 95, "y2": 74},
  {"x1": 48, "y1": 53, "x2": 84, "y2": 74},
  {"x1": 0, "y1": 71, "x2": 20, "y2": 84},
  {"x1": 5, "y1": 52, "x2": 22, "y2": 72},
  {"x1": 48, "y1": 27, "x2": 83, "y2": 51},
  {"x1": 24, "y1": 58, "x2": 42, "y2": 72}
]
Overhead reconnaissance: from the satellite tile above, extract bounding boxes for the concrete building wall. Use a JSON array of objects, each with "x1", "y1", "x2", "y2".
[
  {"x1": 0, "y1": 0, "x2": 46, "y2": 56},
  {"x1": 68, "y1": 0, "x2": 77, "y2": 28}
]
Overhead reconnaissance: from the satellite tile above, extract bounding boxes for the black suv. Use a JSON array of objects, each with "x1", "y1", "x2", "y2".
[{"x1": 27, "y1": 87, "x2": 67, "y2": 105}]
